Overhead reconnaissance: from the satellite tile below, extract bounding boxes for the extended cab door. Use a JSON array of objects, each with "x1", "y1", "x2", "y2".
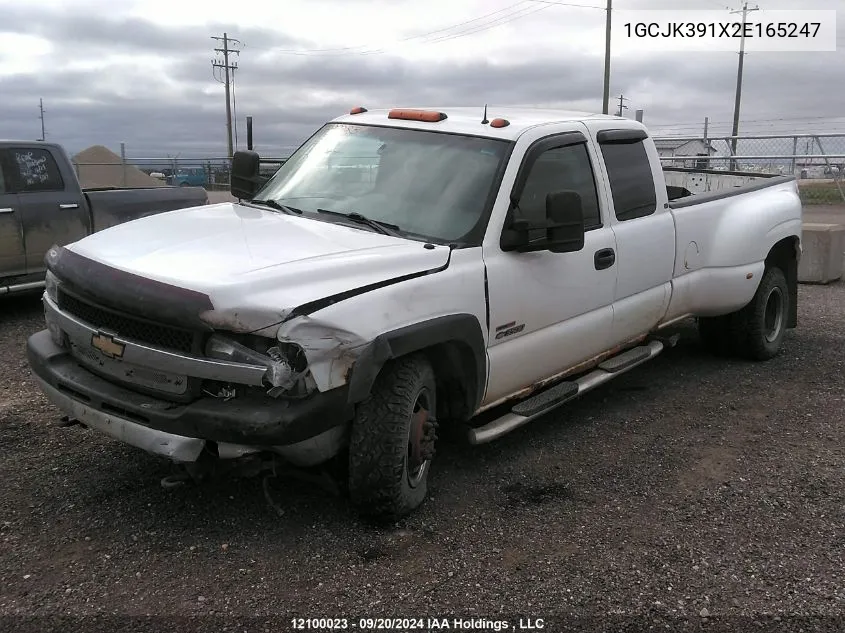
[
  {"x1": 0, "y1": 151, "x2": 27, "y2": 280},
  {"x1": 482, "y1": 126, "x2": 618, "y2": 406},
  {"x1": 7, "y1": 146, "x2": 90, "y2": 276},
  {"x1": 587, "y1": 126, "x2": 676, "y2": 345}
]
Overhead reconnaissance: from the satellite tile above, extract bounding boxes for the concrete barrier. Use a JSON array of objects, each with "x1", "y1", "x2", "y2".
[{"x1": 798, "y1": 223, "x2": 845, "y2": 284}]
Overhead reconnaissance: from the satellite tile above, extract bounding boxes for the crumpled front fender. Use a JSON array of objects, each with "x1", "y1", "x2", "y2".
[{"x1": 275, "y1": 315, "x2": 370, "y2": 392}]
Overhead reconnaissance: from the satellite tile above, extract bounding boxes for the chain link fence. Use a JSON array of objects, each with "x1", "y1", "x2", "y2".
[
  {"x1": 653, "y1": 133, "x2": 845, "y2": 204},
  {"x1": 69, "y1": 144, "x2": 287, "y2": 192},
  {"x1": 70, "y1": 133, "x2": 845, "y2": 205}
]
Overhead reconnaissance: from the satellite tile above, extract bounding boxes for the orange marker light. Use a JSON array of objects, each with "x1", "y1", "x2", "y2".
[
  {"x1": 388, "y1": 109, "x2": 447, "y2": 122},
  {"x1": 490, "y1": 118, "x2": 510, "y2": 128},
  {"x1": 350, "y1": 106, "x2": 368, "y2": 114}
]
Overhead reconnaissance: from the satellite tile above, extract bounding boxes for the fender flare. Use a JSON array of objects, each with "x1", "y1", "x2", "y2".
[{"x1": 346, "y1": 314, "x2": 487, "y2": 412}]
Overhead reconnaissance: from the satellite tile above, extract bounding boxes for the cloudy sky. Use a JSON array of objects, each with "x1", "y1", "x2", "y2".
[{"x1": 1, "y1": 0, "x2": 843, "y2": 159}]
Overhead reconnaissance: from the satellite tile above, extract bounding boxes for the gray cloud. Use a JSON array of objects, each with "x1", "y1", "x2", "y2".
[
  {"x1": 1, "y1": 0, "x2": 843, "y2": 159},
  {"x1": 0, "y1": 4, "x2": 312, "y2": 55}
]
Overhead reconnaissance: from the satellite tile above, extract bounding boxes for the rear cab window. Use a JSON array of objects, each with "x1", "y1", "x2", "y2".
[
  {"x1": 11, "y1": 148, "x2": 65, "y2": 193},
  {"x1": 597, "y1": 129, "x2": 657, "y2": 222}
]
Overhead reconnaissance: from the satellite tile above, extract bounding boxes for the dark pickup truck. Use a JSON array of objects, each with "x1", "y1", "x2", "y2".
[{"x1": 1, "y1": 141, "x2": 208, "y2": 295}]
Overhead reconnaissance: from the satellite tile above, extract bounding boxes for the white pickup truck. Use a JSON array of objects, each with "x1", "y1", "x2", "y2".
[{"x1": 27, "y1": 107, "x2": 803, "y2": 519}]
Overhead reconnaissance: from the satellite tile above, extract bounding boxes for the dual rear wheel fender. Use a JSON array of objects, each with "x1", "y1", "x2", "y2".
[{"x1": 698, "y1": 266, "x2": 789, "y2": 361}]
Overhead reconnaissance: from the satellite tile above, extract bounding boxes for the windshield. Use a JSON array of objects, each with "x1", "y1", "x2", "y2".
[{"x1": 253, "y1": 123, "x2": 510, "y2": 243}]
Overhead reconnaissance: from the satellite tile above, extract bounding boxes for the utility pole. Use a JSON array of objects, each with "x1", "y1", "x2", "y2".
[
  {"x1": 729, "y1": 2, "x2": 759, "y2": 170},
  {"x1": 38, "y1": 98, "x2": 46, "y2": 141},
  {"x1": 601, "y1": 0, "x2": 612, "y2": 114},
  {"x1": 211, "y1": 33, "x2": 241, "y2": 159},
  {"x1": 616, "y1": 94, "x2": 628, "y2": 117}
]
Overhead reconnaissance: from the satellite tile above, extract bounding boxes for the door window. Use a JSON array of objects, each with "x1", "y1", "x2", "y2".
[
  {"x1": 11, "y1": 148, "x2": 65, "y2": 193},
  {"x1": 514, "y1": 142, "x2": 602, "y2": 241}
]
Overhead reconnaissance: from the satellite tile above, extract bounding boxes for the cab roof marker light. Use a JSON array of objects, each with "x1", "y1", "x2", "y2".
[
  {"x1": 349, "y1": 106, "x2": 368, "y2": 114},
  {"x1": 388, "y1": 109, "x2": 448, "y2": 123},
  {"x1": 490, "y1": 118, "x2": 510, "y2": 128}
]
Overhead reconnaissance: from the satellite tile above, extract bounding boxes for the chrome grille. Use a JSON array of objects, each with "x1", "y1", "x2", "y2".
[{"x1": 57, "y1": 289, "x2": 197, "y2": 354}]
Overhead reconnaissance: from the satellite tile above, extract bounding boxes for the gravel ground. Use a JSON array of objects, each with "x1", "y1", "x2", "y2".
[{"x1": 1, "y1": 284, "x2": 844, "y2": 632}]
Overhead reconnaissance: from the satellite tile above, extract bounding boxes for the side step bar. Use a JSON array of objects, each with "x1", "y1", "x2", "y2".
[{"x1": 467, "y1": 336, "x2": 679, "y2": 445}]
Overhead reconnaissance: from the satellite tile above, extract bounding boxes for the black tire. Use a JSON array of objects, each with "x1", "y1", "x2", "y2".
[
  {"x1": 348, "y1": 354, "x2": 438, "y2": 520},
  {"x1": 730, "y1": 266, "x2": 789, "y2": 361}
]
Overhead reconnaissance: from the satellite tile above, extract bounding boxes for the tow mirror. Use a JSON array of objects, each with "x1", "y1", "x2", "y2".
[
  {"x1": 545, "y1": 191, "x2": 585, "y2": 253},
  {"x1": 230, "y1": 150, "x2": 262, "y2": 200}
]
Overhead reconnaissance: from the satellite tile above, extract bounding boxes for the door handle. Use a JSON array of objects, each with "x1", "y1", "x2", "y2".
[
  {"x1": 59, "y1": 203, "x2": 80, "y2": 209},
  {"x1": 0, "y1": 208, "x2": 13, "y2": 214},
  {"x1": 594, "y1": 248, "x2": 616, "y2": 270}
]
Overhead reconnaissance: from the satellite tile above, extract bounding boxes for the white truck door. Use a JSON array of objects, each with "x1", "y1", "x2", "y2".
[
  {"x1": 589, "y1": 127, "x2": 675, "y2": 345},
  {"x1": 482, "y1": 127, "x2": 618, "y2": 406}
]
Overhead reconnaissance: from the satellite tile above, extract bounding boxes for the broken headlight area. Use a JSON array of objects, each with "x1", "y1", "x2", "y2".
[
  {"x1": 45, "y1": 270, "x2": 60, "y2": 303},
  {"x1": 203, "y1": 333, "x2": 314, "y2": 398}
]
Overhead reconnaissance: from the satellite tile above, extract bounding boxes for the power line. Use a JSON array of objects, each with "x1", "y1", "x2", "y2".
[
  {"x1": 211, "y1": 32, "x2": 241, "y2": 158},
  {"x1": 263, "y1": 1, "x2": 532, "y2": 54},
  {"x1": 527, "y1": 0, "x2": 603, "y2": 6},
  {"x1": 398, "y1": 1, "x2": 544, "y2": 45},
  {"x1": 253, "y1": 1, "x2": 561, "y2": 56},
  {"x1": 425, "y1": 4, "x2": 551, "y2": 44}
]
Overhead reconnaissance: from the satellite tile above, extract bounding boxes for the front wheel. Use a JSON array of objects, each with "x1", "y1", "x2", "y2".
[{"x1": 348, "y1": 354, "x2": 438, "y2": 520}]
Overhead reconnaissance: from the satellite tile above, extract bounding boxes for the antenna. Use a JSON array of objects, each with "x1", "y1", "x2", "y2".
[{"x1": 481, "y1": 104, "x2": 489, "y2": 125}]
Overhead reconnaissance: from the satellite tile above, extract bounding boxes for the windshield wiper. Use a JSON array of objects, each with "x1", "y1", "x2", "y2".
[
  {"x1": 316, "y1": 209, "x2": 401, "y2": 236},
  {"x1": 250, "y1": 199, "x2": 302, "y2": 215}
]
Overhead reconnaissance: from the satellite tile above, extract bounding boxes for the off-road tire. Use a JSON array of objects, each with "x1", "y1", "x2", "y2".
[
  {"x1": 348, "y1": 354, "x2": 437, "y2": 520},
  {"x1": 729, "y1": 266, "x2": 789, "y2": 361}
]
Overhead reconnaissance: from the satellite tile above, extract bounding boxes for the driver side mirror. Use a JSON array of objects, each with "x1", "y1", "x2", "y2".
[
  {"x1": 500, "y1": 190, "x2": 585, "y2": 253},
  {"x1": 230, "y1": 150, "x2": 262, "y2": 200},
  {"x1": 545, "y1": 191, "x2": 585, "y2": 253}
]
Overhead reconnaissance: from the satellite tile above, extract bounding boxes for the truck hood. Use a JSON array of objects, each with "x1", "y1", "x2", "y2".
[{"x1": 65, "y1": 202, "x2": 452, "y2": 332}]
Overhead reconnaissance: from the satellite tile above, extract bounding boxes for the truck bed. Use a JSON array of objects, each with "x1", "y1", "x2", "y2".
[{"x1": 664, "y1": 166, "x2": 794, "y2": 205}]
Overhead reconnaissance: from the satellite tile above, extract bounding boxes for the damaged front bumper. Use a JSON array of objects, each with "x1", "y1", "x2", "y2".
[{"x1": 27, "y1": 328, "x2": 353, "y2": 465}]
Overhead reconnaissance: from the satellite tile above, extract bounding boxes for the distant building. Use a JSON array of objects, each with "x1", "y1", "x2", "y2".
[{"x1": 654, "y1": 138, "x2": 718, "y2": 169}]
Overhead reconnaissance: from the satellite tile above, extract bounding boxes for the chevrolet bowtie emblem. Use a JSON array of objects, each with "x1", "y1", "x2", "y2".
[{"x1": 91, "y1": 332, "x2": 125, "y2": 359}]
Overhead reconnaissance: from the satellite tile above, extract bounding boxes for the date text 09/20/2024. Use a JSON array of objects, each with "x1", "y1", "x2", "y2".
[{"x1": 290, "y1": 617, "x2": 545, "y2": 631}]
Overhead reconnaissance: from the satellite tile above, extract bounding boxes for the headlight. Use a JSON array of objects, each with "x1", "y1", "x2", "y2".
[
  {"x1": 45, "y1": 270, "x2": 59, "y2": 303},
  {"x1": 205, "y1": 334, "x2": 295, "y2": 390}
]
